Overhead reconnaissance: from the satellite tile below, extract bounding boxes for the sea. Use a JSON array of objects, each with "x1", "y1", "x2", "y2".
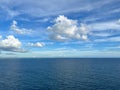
[{"x1": 0, "y1": 58, "x2": 120, "y2": 90}]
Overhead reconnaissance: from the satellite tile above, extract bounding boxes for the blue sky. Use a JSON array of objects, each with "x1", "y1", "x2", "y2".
[{"x1": 0, "y1": 0, "x2": 120, "y2": 58}]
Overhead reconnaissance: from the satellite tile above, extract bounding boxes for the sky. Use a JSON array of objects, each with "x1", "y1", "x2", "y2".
[{"x1": 0, "y1": 0, "x2": 120, "y2": 58}]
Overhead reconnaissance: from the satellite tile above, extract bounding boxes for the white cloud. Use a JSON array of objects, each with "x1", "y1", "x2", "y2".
[
  {"x1": 10, "y1": 20, "x2": 32, "y2": 34},
  {"x1": 88, "y1": 20, "x2": 120, "y2": 31},
  {"x1": 94, "y1": 36, "x2": 120, "y2": 42},
  {"x1": 0, "y1": 5, "x2": 20, "y2": 19},
  {"x1": 84, "y1": 20, "x2": 120, "y2": 41},
  {"x1": 48, "y1": 16, "x2": 120, "y2": 42},
  {"x1": 91, "y1": 33, "x2": 112, "y2": 37},
  {"x1": 0, "y1": 35, "x2": 2, "y2": 39},
  {"x1": 47, "y1": 15, "x2": 89, "y2": 41},
  {"x1": 28, "y1": 42, "x2": 45, "y2": 47},
  {"x1": 118, "y1": 19, "x2": 120, "y2": 24},
  {"x1": 0, "y1": 35, "x2": 26, "y2": 52},
  {"x1": 0, "y1": 0, "x2": 116, "y2": 18}
]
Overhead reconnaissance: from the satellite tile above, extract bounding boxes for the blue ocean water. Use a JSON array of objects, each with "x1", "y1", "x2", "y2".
[{"x1": 0, "y1": 58, "x2": 120, "y2": 90}]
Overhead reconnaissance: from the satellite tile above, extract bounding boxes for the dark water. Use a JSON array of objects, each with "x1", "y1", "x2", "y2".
[{"x1": 0, "y1": 58, "x2": 120, "y2": 90}]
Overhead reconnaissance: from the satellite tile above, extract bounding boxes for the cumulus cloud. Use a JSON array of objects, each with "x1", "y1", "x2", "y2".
[
  {"x1": 47, "y1": 15, "x2": 89, "y2": 41},
  {"x1": 28, "y1": 42, "x2": 45, "y2": 47},
  {"x1": 10, "y1": 20, "x2": 32, "y2": 34},
  {"x1": 0, "y1": 35, "x2": 26, "y2": 52}
]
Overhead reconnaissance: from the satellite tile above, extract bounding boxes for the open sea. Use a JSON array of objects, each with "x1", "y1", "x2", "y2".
[{"x1": 0, "y1": 58, "x2": 120, "y2": 90}]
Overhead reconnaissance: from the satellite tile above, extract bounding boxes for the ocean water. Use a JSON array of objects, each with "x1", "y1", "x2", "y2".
[{"x1": 0, "y1": 58, "x2": 120, "y2": 90}]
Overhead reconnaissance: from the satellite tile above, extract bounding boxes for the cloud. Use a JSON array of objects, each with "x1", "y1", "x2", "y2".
[
  {"x1": 47, "y1": 15, "x2": 89, "y2": 41},
  {"x1": 91, "y1": 33, "x2": 112, "y2": 37},
  {"x1": 0, "y1": 35, "x2": 26, "y2": 52},
  {"x1": 10, "y1": 20, "x2": 32, "y2": 34},
  {"x1": 88, "y1": 20, "x2": 120, "y2": 31},
  {"x1": 94, "y1": 36, "x2": 120, "y2": 42},
  {"x1": 5, "y1": 53, "x2": 16, "y2": 55},
  {"x1": 0, "y1": 0, "x2": 116, "y2": 19},
  {"x1": 0, "y1": 35, "x2": 2, "y2": 39},
  {"x1": 118, "y1": 19, "x2": 120, "y2": 24},
  {"x1": 0, "y1": 5, "x2": 20, "y2": 19},
  {"x1": 28, "y1": 42, "x2": 45, "y2": 47}
]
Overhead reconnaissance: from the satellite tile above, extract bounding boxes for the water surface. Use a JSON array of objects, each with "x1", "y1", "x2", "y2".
[{"x1": 0, "y1": 58, "x2": 120, "y2": 90}]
